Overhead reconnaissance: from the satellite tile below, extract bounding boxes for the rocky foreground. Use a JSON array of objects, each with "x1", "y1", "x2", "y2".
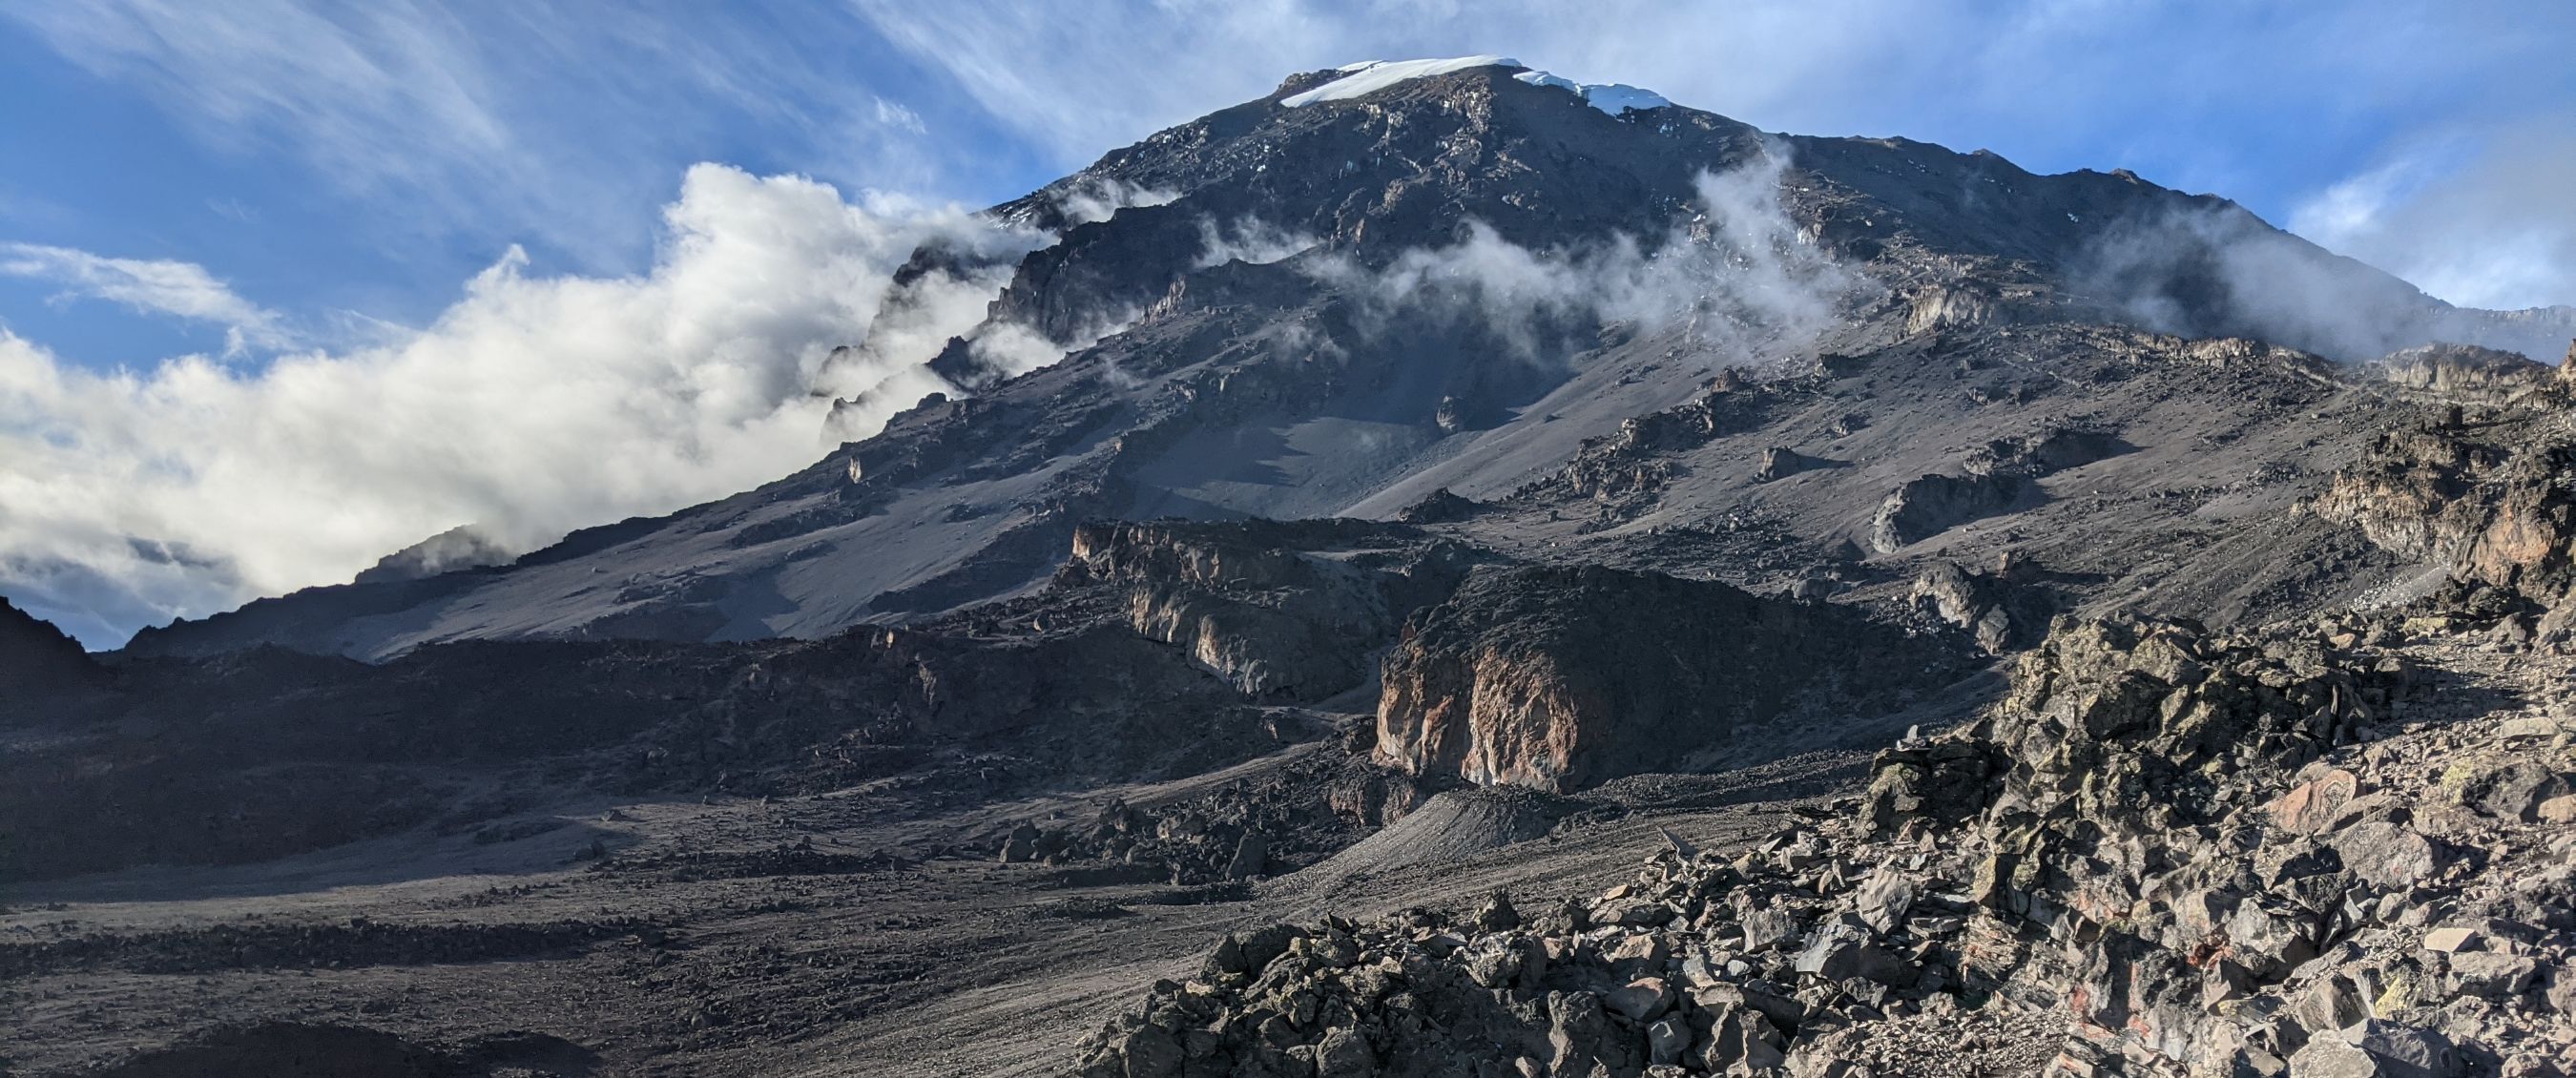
[{"x1": 1074, "y1": 614, "x2": 2576, "y2": 1078}]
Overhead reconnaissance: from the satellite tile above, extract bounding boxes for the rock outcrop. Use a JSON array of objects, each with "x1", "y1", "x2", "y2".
[
  {"x1": 1909, "y1": 558, "x2": 2053, "y2": 654},
  {"x1": 1868, "y1": 472, "x2": 2029, "y2": 553},
  {"x1": 2311, "y1": 407, "x2": 2576, "y2": 645},
  {"x1": 1869, "y1": 426, "x2": 2128, "y2": 554},
  {"x1": 1069, "y1": 520, "x2": 1479, "y2": 700},
  {"x1": 2371, "y1": 343, "x2": 2556, "y2": 404},
  {"x1": 1374, "y1": 565, "x2": 1968, "y2": 792}
]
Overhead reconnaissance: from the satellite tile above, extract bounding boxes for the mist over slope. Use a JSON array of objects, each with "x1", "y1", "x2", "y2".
[{"x1": 113, "y1": 59, "x2": 2572, "y2": 660}]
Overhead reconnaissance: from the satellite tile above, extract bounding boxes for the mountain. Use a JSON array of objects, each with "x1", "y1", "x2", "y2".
[
  {"x1": 122, "y1": 58, "x2": 2568, "y2": 662},
  {"x1": 19, "y1": 58, "x2": 2576, "y2": 1078}
]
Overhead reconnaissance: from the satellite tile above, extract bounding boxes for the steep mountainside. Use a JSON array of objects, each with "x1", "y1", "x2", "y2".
[{"x1": 122, "y1": 60, "x2": 2566, "y2": 661}]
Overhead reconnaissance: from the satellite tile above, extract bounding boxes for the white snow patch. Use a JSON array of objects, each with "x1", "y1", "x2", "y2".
[
  {"x1": 1282, "y1": 56, "x2": 1525, "y2": 107},
  {"x1": 1513, "y1": 70, "x2": 1672, "y2": 115},
  {"x1": 1278, "y1": 56, "x2": 1672, "y2": 118}
]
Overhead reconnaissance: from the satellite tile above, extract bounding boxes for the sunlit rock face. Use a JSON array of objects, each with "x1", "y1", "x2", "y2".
[{"x1": 1374, "y1": 564, "x2": 1967, "y2": 791}]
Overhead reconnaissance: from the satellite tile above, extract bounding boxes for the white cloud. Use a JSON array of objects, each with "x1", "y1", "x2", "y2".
[
  {"x1": 1195, "y1": 218, "x2": 1319, "y2": 268},
  {"x1": 1304, "y1": 151, "x2": 1869, "y2": 361},
  {"x1": 1052, "y1": 179, "x2": 1178, "y2": 227},
  {"x1": 0, "y1": 242, "x2": 292, "y2": 355},
  {"x1": 2289, "y1": 126, "x2": 2576, "y2": 311},
  {"x1": 873, "y1": 97, "x2": 928, "y2": 135},
  {"x1": 0, "y1": 165, "x2": 1034, "y2": 648}
]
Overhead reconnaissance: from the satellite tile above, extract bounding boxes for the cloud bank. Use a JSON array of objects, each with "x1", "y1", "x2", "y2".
[
  {"x1": 0, "y1": 165, "x2": 1030, "y2": 648},
  {"x1": 2289, "y1": 124, "x2": 2576, "y2": 314}
]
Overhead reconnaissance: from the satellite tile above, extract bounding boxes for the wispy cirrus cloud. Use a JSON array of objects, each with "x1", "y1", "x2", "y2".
[
  {"x1": 8, "y1": 0, "x2": 509, "y2": 197},
  {"x1": 1, "y1": 0, "x2": 962, "y2": 268},
  {"x1": 0, "y1": 242, "x2": 291, "y2": 355}
]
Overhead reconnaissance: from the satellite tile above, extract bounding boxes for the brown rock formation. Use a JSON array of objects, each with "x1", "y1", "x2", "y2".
[{"x1": 1375, "y1": 565, "x2": 1965, "y2": 791}]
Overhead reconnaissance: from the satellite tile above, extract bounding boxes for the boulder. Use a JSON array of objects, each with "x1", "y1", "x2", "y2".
[
  {"x1": 2445, "y1": 758, "x2": 2573, "y2": 821},
  {"x1": 2443, "y1": 952, "x2": 2537, "y2": 999},
  {"x1": 1606, "y1": 977, "x2": 1675, "y2": 1022},
  {"x1": 1225, "y1": 831, "x2": 1270, "y2": 880},
  {"x1": 2333, "y1": 822, "x2": 2444, "y2": 891},
  {"x1": 1869, "y1": 472, "x2": 2028, "y2": 552},
  {"x1": 2271, "y1": 770, "x2": 2363, "y2": 834},
  {"x1": 1313, "y1": 1027, "x2": 1376, "y2": 1076},
  {"x1": 1852, "y1": 866, "x2": 1918, "y2": 935}
]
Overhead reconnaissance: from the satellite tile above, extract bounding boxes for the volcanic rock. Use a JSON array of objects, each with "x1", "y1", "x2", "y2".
[{"x1": 1373, "y1": 564, "x2": 1967, "y2": 790}]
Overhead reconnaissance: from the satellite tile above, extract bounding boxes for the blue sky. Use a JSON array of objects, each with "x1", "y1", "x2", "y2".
[{"x1": 3, "y1": 0, "x2": 2574, "y2": 646}]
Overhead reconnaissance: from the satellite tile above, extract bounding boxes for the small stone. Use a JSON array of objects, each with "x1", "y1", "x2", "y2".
[
  {"x1": 2537, "y1": 794, "x2": 2576, "y2": 824},
  {"x1": 1606, "y1": 977, "x2": 1675, "y2": 1022},
  {"x1": 2287, "y1": 1036, "x2": 2379, "y2": 1078},
  {"x1": 1853, "y1": 865, "x2": 1918, "y2": 935},
  {"x1": 2447, "y1": 758, "x2": 2574, "y2": 821},
  {"x1": 2269, "y1": 769, "x2": 2361, "y2": 834},
  {"x1": 1313, "y1": 1027, "x2": 1376, "y2": 1077},
  {"x1": 1647, "y1": 1017, "x2": 1691, "y2": 1066},
  {"x1": 2421, "y1": 927, "x2": 2482, "y2": 953},
  {"x1": 2333, "y1": 821, "x2": 2444, "y2": 890},
  {"x1": 2498, "y1": 715, "x2": 2559, "y2": 738}
]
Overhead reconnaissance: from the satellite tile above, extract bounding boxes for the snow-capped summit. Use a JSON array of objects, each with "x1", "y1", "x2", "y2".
[
  {"x1": 1512, "y1": 69, "x2": 1672, "y2": 115},
  {"x1": 1280, "y1": 55, "x2": 1524, "y2": 106},
  {"x1": 1281, "y1": 55, "x2": 1673, "y2": 116}
]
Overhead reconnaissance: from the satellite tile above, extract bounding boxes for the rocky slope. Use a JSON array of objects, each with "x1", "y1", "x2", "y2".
[{"x1": 1074, "y1": 613, "x2": 2576, "y2": 1078}]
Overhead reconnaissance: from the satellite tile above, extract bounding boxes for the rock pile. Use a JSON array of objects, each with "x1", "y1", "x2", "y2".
[
  {"x1": 1074, "y1": 616, "x2": 2576, "y2": 1077},
  {"x1": 996, "y1": 748, "x2": 1396, "y2": 885}
]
